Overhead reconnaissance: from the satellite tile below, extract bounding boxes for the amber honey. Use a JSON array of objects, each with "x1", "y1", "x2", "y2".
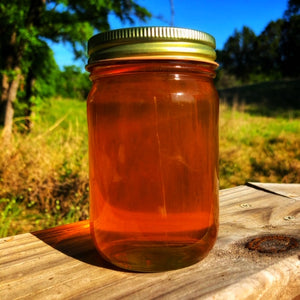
[{"x1": 87, "y1": 59, "x2": 219, "y2": 272}]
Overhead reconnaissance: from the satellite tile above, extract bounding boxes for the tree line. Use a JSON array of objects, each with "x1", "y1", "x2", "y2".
[{"x1": 216, "y1": 0, "x2": 300, "y2": 88}]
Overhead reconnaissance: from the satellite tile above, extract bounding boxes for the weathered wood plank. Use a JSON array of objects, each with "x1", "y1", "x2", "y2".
[{"x1": 0, "y1": 184, "x2": 299, "y2": 299}]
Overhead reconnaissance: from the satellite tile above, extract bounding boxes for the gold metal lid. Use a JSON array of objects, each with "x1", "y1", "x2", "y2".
[{"x1": 87, "y1": 26, "x2": 217, "y2": 66}]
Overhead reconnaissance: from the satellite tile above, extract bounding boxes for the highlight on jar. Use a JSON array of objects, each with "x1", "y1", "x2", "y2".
[{"x1": 86, "y1": 26, "x2": 219, "y2": 272}]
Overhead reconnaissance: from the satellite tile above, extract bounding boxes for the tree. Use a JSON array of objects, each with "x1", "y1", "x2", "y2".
[
  {"x1": 281, "y1": 0, "x2": 300, "y2": 77},
  {"x1": 218, "y1": 1, "x2": 299, "y2": 84},
  {"x1": 56, "y1": 66, "x2": 90, "y2": 100},
  {"x1": 256, "y1": 20, "x2": 284, "y2": 80},
  {"x1": 221, "y1": 26, "x2": 258, "y2": 82},
  {"x1": 284, "y1": 0, "x2": 300, "y2": 18},
  {"x1": 0, "y1": 0, "x2": 151, "y2": 141},
  {"x1": 21, "y1": 41, "x2": 60, "y2": 130}
]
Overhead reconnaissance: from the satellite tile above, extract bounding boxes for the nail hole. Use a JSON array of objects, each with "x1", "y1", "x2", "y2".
[{"x1": 284, "y1": 216, "x2": 295, "y2": 220}]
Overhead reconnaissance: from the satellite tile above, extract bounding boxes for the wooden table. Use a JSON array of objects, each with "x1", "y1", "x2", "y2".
[{"x1": 1, "y1": 183, "x2": 299, "y2": 299}]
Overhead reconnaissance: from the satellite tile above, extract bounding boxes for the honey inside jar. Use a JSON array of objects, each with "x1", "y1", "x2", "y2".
[{"x1": 86, "y1": 27, "x2": 219, "y2": 272}]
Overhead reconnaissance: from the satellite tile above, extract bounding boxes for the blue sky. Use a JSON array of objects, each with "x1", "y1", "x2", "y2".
[{"x1": 50, "y1": 0, "x2": 288, "y2": 71}]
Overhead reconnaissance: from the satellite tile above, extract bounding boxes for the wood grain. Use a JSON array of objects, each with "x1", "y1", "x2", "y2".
[{"x1": 0, "y1": 183, "x2": 299, "y2": 299}]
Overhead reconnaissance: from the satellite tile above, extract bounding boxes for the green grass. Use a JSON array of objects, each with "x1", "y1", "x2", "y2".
[
  {"x1": 219, "y1": 103, "x2": 300, "y2": 188},
  {"x1": 0, "y1": 86, "x2": 300, "y2": 237},
  {"x1": 1, "y1": 98, "x2": 89, "y2": 235}
]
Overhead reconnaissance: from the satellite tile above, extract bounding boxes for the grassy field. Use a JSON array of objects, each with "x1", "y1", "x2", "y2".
[
  {"x1": 1, "y1": 85, "x2": 300, "y2": 237},
  {"x1": 0, "y1": 98, "x2": 89, "y2": 236},
  {"x1": 219, "y1": 102, "x2": 300, "y2": 187}
]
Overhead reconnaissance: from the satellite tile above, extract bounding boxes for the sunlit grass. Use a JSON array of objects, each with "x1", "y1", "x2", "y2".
[
  {"x1": 219, "y1": 102, "x2": 300, "y2": 188},
  {"x1": 0, "y1": 98, "x2": 89, "y2": 235}
]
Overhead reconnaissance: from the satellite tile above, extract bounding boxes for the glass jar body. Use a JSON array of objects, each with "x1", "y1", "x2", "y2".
[{"x1": 87, "y1": 60, "x2": 219, "y2": 272}]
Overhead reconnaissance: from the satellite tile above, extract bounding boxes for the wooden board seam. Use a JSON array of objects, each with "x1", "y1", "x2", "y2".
[{"x1": 245, "y1": 182, "x2": 298, "y2": 200}]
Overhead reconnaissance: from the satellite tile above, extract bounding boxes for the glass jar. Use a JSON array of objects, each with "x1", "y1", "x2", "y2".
[{"x1": 86, "y1": 27, "x2": 219, "y2": 272}]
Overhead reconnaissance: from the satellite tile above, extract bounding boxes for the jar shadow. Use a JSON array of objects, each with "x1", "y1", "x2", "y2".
[{"x1": 31, "y1": 220, "x2": 129, "y2": 272}]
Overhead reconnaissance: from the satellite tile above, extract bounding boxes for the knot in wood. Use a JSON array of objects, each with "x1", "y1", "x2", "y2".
[{"x1": 245, "y1": 235, "x2": 299, "y2": 254}]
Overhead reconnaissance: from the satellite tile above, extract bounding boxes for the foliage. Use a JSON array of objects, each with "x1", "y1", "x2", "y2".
[
  {"x1": 14, "y1": 62, "x2": 90, "y2": 125},
  {"x1": 220, "y1": 26, "x2": 258, "y2": 82},
  {"x1": 256, "y1": 20, "x2": 284, "y2": 80},
  {"x1": 0, "y1": 0, "x2": 151, "y2": 136},
  {"x1": 280, "y1": 14, "x2": 300, "y2": 77},
  {"x1": 13, "y1": 42, "x2": 61, "y2": 123},
  {"x1": 284, "y1": 0, "x2": 300, "y2": 19},
  {"x1": 27, "y1": 42, "x2": 60, "y2": 99},
  {"x1": 0, "y1": 0, "x2": 151, "y2": 64},
  {"x1": 55, "y1": 66, "x2": 91, "y2": 100},
  {"x1": 217, "y1": 0, "x2": 300, "y2": 86},
  {"x1": 0, "y1": 198, "x2": 22, "y2": 237}
]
